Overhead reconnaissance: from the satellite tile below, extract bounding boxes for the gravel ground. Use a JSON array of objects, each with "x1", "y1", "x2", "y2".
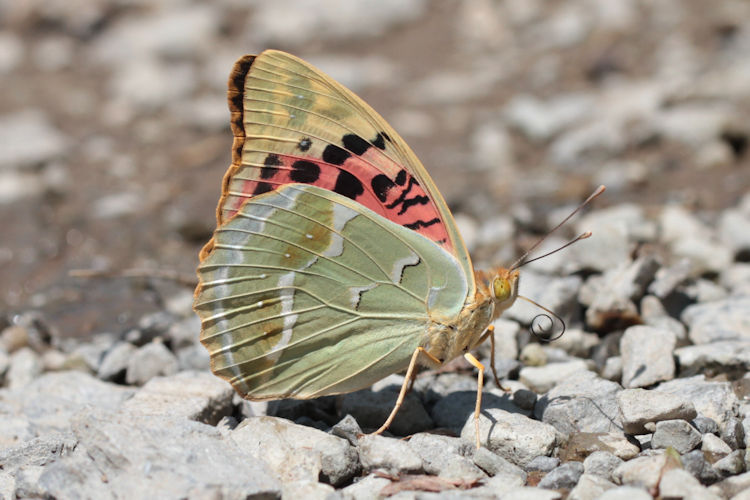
[{"x1": 1, "y1": 1, "x2": 750, "y2": 498}]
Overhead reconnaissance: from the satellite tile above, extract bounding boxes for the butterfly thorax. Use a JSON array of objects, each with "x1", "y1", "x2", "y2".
[{"x1": 420, "y1": 267, "x2": 520, "y2": 367}]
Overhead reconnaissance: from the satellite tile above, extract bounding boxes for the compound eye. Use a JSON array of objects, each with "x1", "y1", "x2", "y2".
[{"x1": 493, "y1": 277, "x2": 511, "y2": 301}]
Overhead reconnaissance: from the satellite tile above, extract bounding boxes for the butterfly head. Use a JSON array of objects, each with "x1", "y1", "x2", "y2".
[{"x1": 490, "y1": 268, "x2": 519, "y2": 316}]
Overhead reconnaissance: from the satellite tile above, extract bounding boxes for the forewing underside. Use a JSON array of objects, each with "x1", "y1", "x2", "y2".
[
  {"x1": 194, "y1": 184, "x2": 469, "y2": 399},
  {"x1": 209, "y1": 50, "x2": 475, "y2": 293}
]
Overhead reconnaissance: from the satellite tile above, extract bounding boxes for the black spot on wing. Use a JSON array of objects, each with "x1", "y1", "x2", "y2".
[
  {"x1": 395, "y1": 169, "x2": 407, "y2": 186},
  {"x1": 371, "y1": 174, "x2": 395, "y2": 203},
  {"x1": 404, "y1": 218, "x2": 440, "y2": 230},
  {"x1": 322, "y1": 144, "x2": 351, "y2": 165},
  {"x1": 253, "y1": 182, "x2": 273, "y2": 195},
  {"x1": 334, "y1": 170, "x2": 364, "y2": 200},
  {"x1": 298, "y1": 137, "x2": 312, "y2": 151},
  {"x1": 290, "y1": 160, "x2": 320, "y2": 183},
  {"x1": 342, "y1": 134, "x2": 370, "y2": 155},
  {"x1": 382, "y1": 131, "x2": 392, "y2": 143},
  {"x1": 398, "y1": 194, "x2": 429, "y2": 215},
  {"x1": 261, "y1": 154, "x2": 282, "y2": 179},
  {"x1": 386, "y1": 176, "x2": 416, "y2": 209},
  {"x1": 372, "y1": 132, "x2": 386, "y2": 150},
  {"x1": 397, "y1": 256, "x2": 422, "y2": 284},
  {"x1": 229, "y1": 93, "x2": 243, "y2": 113}
]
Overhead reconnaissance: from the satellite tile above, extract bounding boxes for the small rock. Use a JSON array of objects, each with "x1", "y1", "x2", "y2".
[
  {"x1": 175, "y1": 344, "x2": 210, "y2": 371},
  {"x1": 525, "y1": 456, "x2": 560, "y2": 472},
  {"x1": 330, "y1": 414, "x2": 362, "y2": 446},
  {"x1": 500, "y1": 486, "x2": 564, "y2": 500},
  {"x1": 583, "y1": 451, "x2": 624, "y2": 481},
  {"x1": 568, "y1": 473, "x2": 616, "y2": 500},
  {"x1": 473, "y1": 447, "x2": 527, "y2": 482},
  {"x1": 535, "y1": 371, "x2": 623, "y2": 435},
  {"x1": 655, "y1": 376, "x2": 740, "y2": 430},
  {"x1": 71, "y1": 332, "x2": 118, "y2": 373},
  {"x1": 0, "y1": 325, "x2": 29, "y2": 352},
  {"x1": 430, "y1": 389, "x2": 525, "y2": 434},
  {"x1": 601, "y1": 356, "x2": 622, "y2": 382},
  {"x1": 648, "y1": 259, "x2": 692, "y2": 299},
  {"x1": 505, "y1": 272, "x2": 582, "y2": 327},
  {"x1": 339, "y1": 387, "x2": 432, "y2": 436},
  {"x1": 519, "y1": 361, "x2": 590, "y2": 393},
  {"x1": 719, "y1": 208, "x2": 750, "y2": 258},
  {"x1": 620, "y1": 325, "x2": 676, "y2": 388},
  {"x1": 693, "y1": 416, "x2": 720, "y2": 435},
  {"x1": 658, "y1": 468, "x2": 719, "y2": 500},
  {"x1": 357, "y1": 434, "x2": 423, "y2": 475},
  {"x1": 612, "y1": 452, "x2": 668, "y2": 490},
  {"x1": 0, "y1": 433, "x2": 77, "y2": 474},
  {"x1": 519, "y1": 342, "x2": 548, "y2": 367},
  {"x1": 651, "y1": 419, "x2": 702, "y2": 454},
  {"x1": 233, "y1": 416, "x2": 359, "y2": 485},
  {"x1": 538, "y1": 461, "x2": 584, "y2": 490},
  {"x1": 125, "y1": 341, "x2": 179, "y2": 385},
  {"x1": 675, "y1": 341, "x2": 750, "y2": 377},
  {"x1": 702, "y1": 433, "x2": 732, "y2": 461},
  {"x1": 339, "y1": 473, "x2": 391, "y2": 500},
  {"x1": 617, "y1": 388, "x2": 697, "y2": 434},
  {"x1": 721, "y1": 263, "x2": 750, "y2": 296},
  {"x1": 712, "y1": 449, "x2": 745, "y2": 476},
  {"x1": 281, "y1": 480, "x2": 337, "y2": 500},
  {"x1": 97, "y1": 342, "x2": 136, "y2": 382},
  {"x1": 6, "y1": 347, "x2": 43, "y2": 389},
  {"x1": 640, "y1": 295, "x2": 687, "y2": 343},
  {"x1": 461, "y1": 408, "x2": 556, "y2": 467},
  {"x1": 408, "y1": 433, "x2": 485, "y2": 480},
  {"x1": 682, "y1": 449, "x2": 723, "y2": 485},
  {"x1": 0, "y1": 110, "x2": 69, "y2": 169},
  {"x1": 558, "y1": 433, "x2": 639, "y2": 462},
  {"x1": 504, "y1": 93, "x2": 594, "y2": 142},
  {"x1": 720, "y1": 416, "x2": 745, "y2": 450},
  {"x1": 122, "y1": 371, "x2": 234, "y2": 425},
  {"x1": 682, "y1": 297, "x2": 750, "y2": 344},
  {"x1": 708, "y1": 470, "x2": 750, "y2": 498}
]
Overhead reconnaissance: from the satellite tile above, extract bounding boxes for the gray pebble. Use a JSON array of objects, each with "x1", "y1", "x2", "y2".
[
  {"x1": 617, "y1": 388, "x2": 696, "y2": 434},
  {"x1": 676, "y1": 340, "x2": 750, "y2": 377},
  {"x1": 712, "y1": 449, "x2": 745, "y2": 476},
  {"x1": 648, "y1": 259, "x2": 693, "y2": 298},
  {"x1": 339, "y1": 473, "x2": 391, "y2": 500},
  {"x1": 598, "y1": 486, "x2": 653, "y2": 500},
  {"x1": 525, "y1": 455, "x2": 560, "y2": 473},
  {"x1": 175, "y1": 343, "x2": 210, "y2": 371},
  {"x1": 535, "y1": 370, "x2": 623, "y2": 435},
  {"x1": 97, "y1": 341, "x2": 136, "y2": 382},
  {"x1": 281, "y1": 480, "x2": 338, "y2": 500},
  {"x1": 122, "y1": 371, "x2": 234, "y2": 425},
  {"x1": 0, "y1": 433, "x2": 77, "y2": 474},
  {"x1": 693, "y1": 416, "x2": 720, "y2": 435},
  {"x1": 357, "y1": 434, "x2": 423, "y2": 475},
  {"x1": 408, "y1": 433, "x2": 485, "y2": 480},
  {"x1": 461, "y1": 408, "x2": 556, "y2": 467},
  {"x1": 702, "y1": 433, "x2": 732, "y2": 459},
  {"x1": 559, "y1": 432, "x2": 639, "y2": 462},
  {"x1": 583, "y1": 451, "x2": 623, "y2": 481},
  {"x1": 681, "y1": 297, "x2": 750, "y2": 344},
  {"x1": 612, "y1": 453, "x2": 668, "y2": 490},
  {"x1": 682, "y1": 449, "x2": 723, "y2": 485},
  {"x1": 6, "y1": 347, "x2": 43, "y2": 389},
  {"x1": 519, "y1": 361, "x2": 590, "y2": 393},
  {"x1": 620, "y1": 325, "x2": 676, "y2": 388},
  {"x1": 330, "y1": 414, "x2": 363, "y2": 446},
  {"x1": 568, "y1": 473, "x2": 616, "y2": 500},
  {"x1": 233, "y1": 416, "x2": 359, "y2": 486},
  {"x1": 472, "y1": 447, "x2": 527, "y2": 482},
  {"x1": 720, "y1": 416, "x2": 746, "y2": 450},
  {"x1": 430, "y1": 390, "x2": 525, "y2": 434},
  {"x1": 0, "y1": 110, "x2": 69, "y2": 170},
  {"x1": 125, "y1": 341, "x2": 179, "y2": 385},
  {"x1": 339, "y1": 387, "x2": 432, "y2": 436},
  {"x1": 655, "y1": 376, "x2": 740, "y2": 430},
  {"x1": 658, "y1": 468, "x2": 719, "y2": 500},
  {"x1": 651, "y1": 419, "x2": 702, "y2": 453},
  {"x1": 538, "y1": 461, "x2": 584, "y2": 490}
]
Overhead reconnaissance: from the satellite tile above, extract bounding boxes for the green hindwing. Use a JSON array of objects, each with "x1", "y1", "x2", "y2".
[{"x1": 194, "y1": 184, "x2": 469, "y2": 399}]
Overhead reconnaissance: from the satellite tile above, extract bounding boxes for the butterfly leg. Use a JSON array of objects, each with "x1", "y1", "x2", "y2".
[
  {"x1": 373, "y1": 347, "x2": 440, "y2": 437},
  {"x1": 463, "y1": 352, "x2": 484, "y2": 449},
  {"x1": 475, "y1": 325, "x2": 509, "y2": 392}
]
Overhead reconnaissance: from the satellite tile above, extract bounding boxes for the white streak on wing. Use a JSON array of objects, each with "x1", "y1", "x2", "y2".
[
  {"x1": 267, "y1": 271, "x2": 297, "y2": 362},
  {"x1": 390, "y1": 253, "x2": 420, "y2": 283},
  {"x1": 322, "y1": 203, "x2": 357, "y2": 257},
  {"x1": 427, "y1": 280, "x2": 448, "y2": 310},
  {"x1": 349, "y1": 283, "x2": 377, "y2": 308}
]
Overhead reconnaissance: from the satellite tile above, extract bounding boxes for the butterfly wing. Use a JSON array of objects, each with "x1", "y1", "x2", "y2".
[
  {"x1": 206, "y1": 50, "x2": 475, "y2": 293},
  {"x1": 194, "y1": 183, "x2": 469, "y2": 399}
]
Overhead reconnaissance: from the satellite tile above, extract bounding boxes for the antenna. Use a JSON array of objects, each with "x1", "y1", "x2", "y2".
[{"x1": 509, "y1": 185, "x2": 605, "y2": 271}]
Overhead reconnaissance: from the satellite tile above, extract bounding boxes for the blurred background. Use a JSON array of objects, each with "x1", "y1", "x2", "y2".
[{"x1": 1, "y1": 0, "x2": 748, "y2": 339}]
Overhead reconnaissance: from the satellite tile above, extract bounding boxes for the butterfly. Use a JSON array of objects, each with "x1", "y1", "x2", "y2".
[{"x1": 193, "y1": 50, "x2": 601, "y2": 448}]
